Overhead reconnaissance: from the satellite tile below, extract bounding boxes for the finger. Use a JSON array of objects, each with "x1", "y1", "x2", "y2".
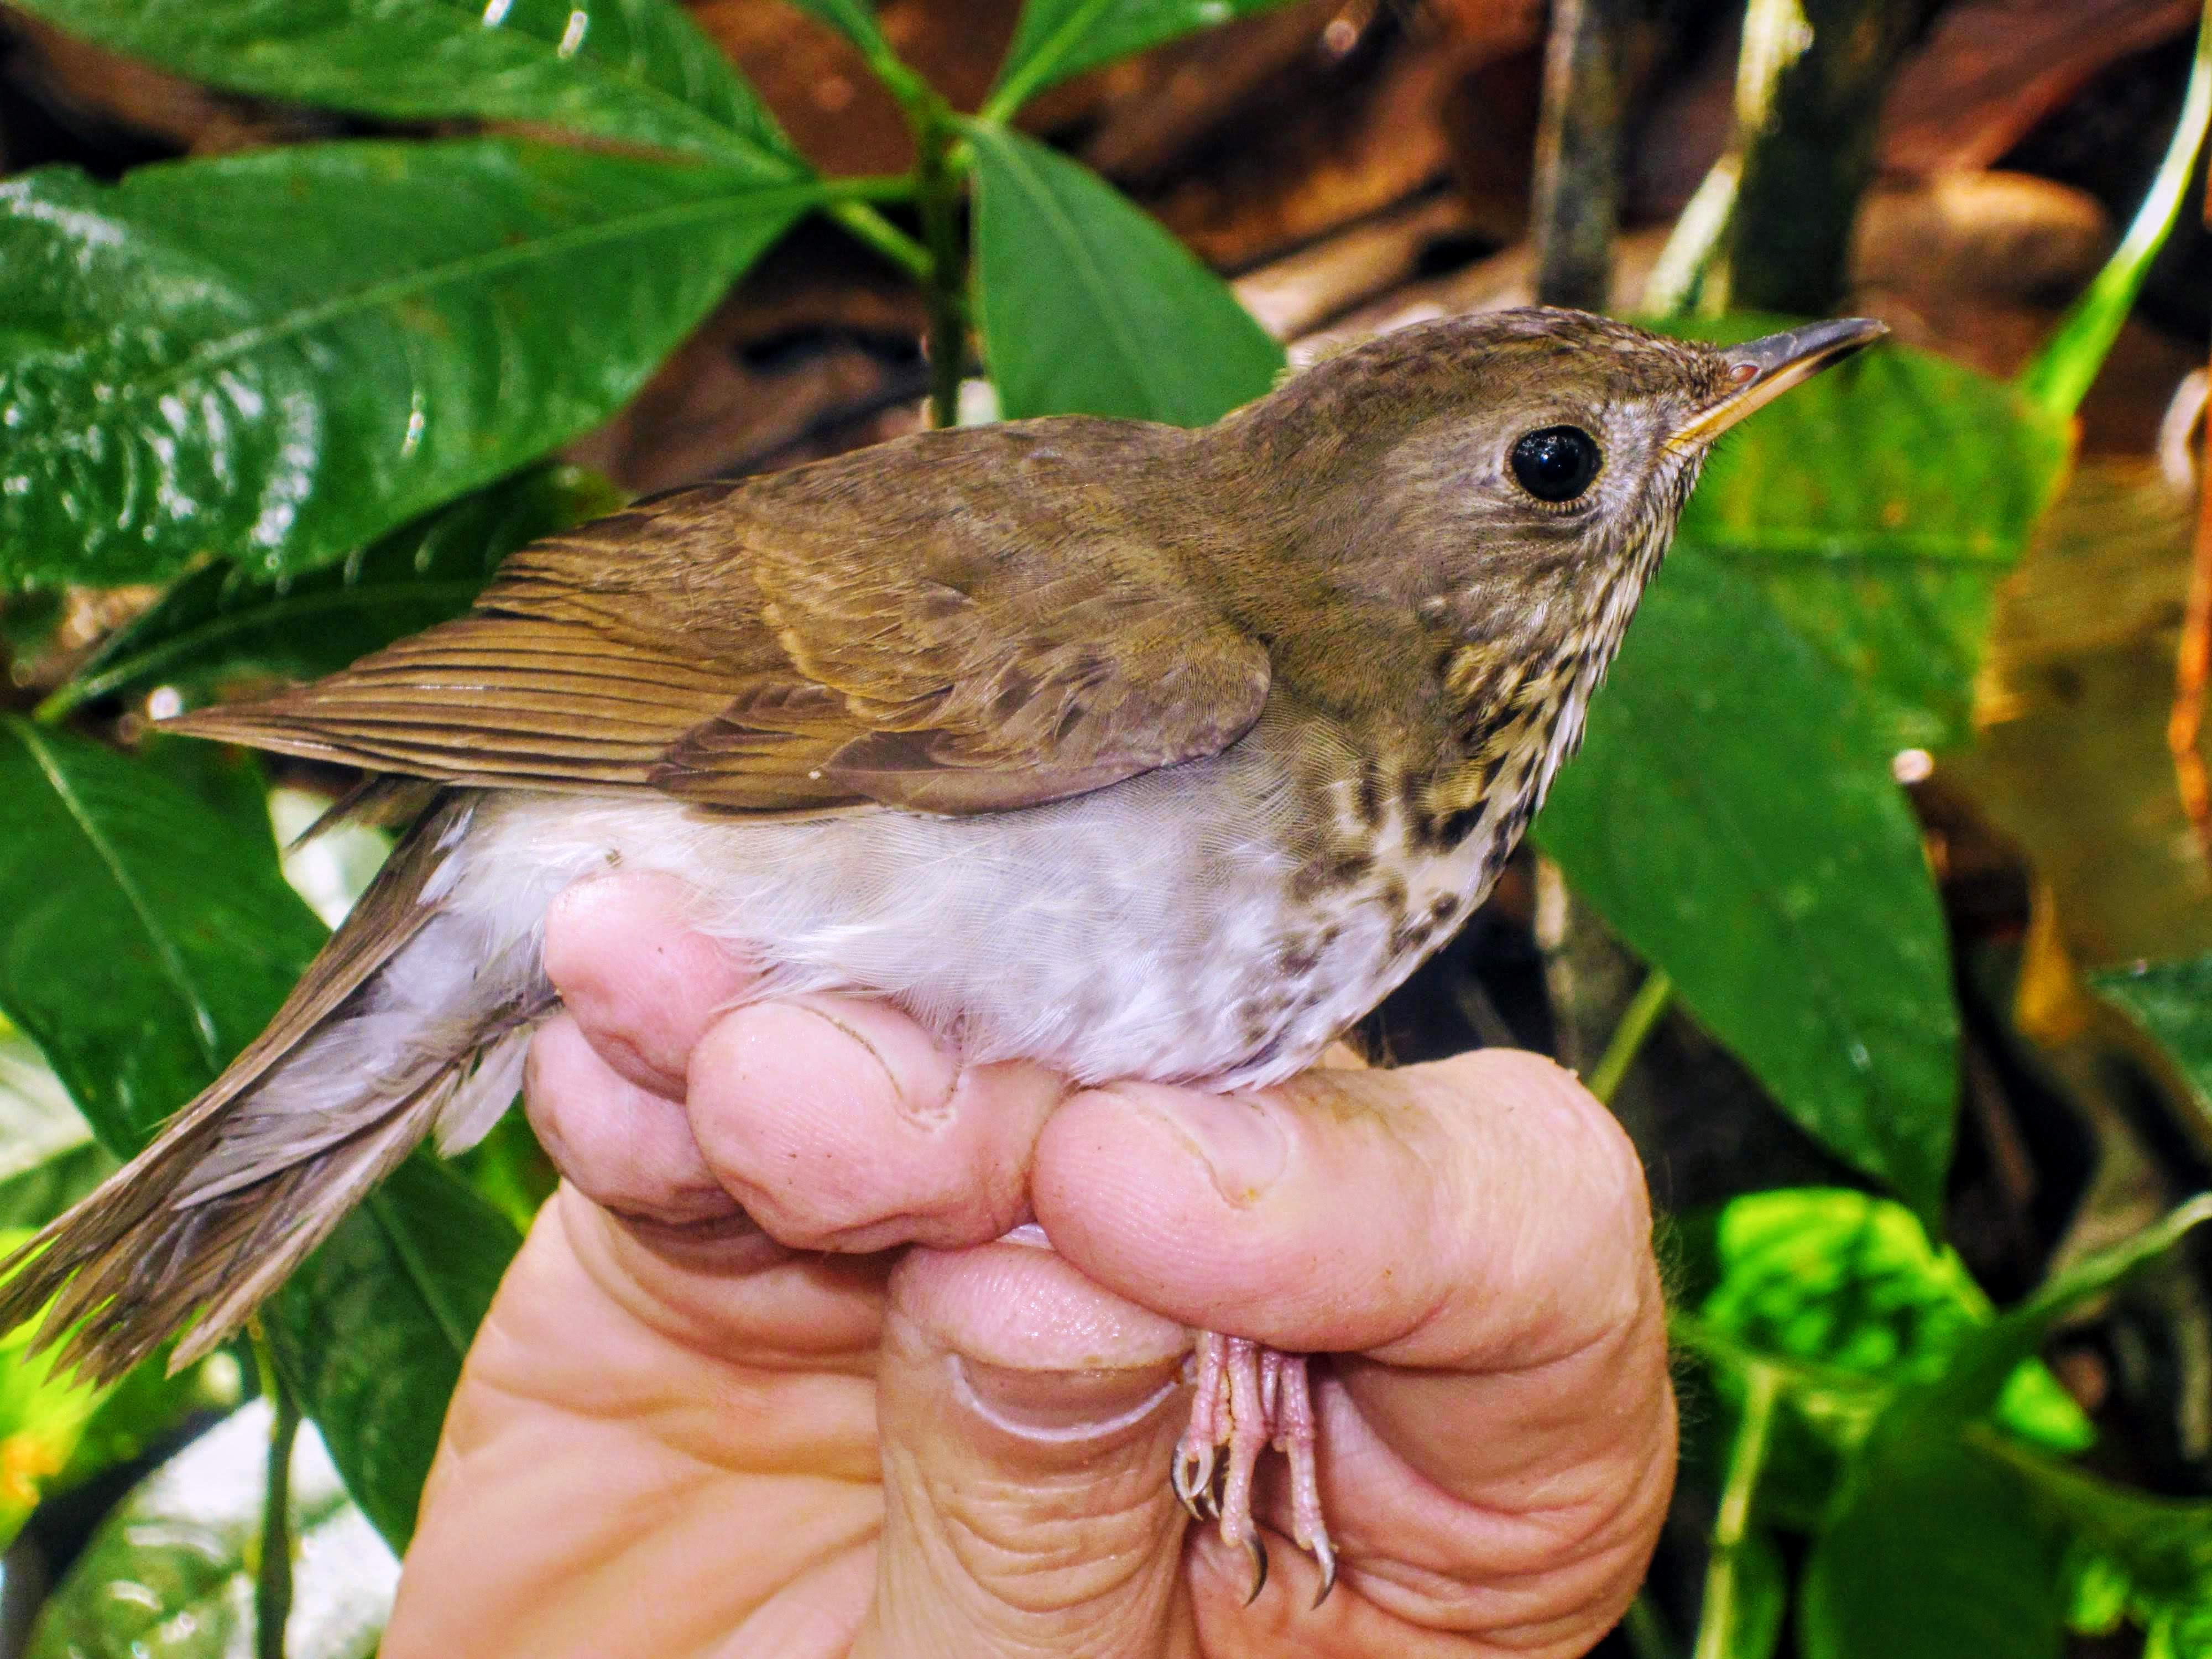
[
  {"x1": 1035, "y1": 1050, "x2": 1652, "y2": 1367},
  {"x1": 542, "y1": 870, "x2": 756, "y2": 1098},
  {"x1": 852, "y1": 1238, "x2": 1193, "y2": 1659},
  {"x1": 687, "y1": 994, "x2": 1067, "y2": 1255},
  {"x1": 525, "y1": 1014, "x2": 745, "y2": 1230},
  {"x1": 1033, "y1": 1050, "x2": 1673, "y2": 1621}
]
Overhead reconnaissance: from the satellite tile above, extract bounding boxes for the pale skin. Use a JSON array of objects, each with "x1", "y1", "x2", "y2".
[{"x1": 383, "y1": 869, "x2": 1676, "y2": 1658}]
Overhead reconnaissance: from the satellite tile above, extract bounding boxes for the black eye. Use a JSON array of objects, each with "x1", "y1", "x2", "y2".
[{"x1": 1509, "y1": 426, "x2": 1602, "y2": 503}]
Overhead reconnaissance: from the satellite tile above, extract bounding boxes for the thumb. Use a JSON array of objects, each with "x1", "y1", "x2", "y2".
[{"x1": 853, "y1": 1235, "x2": 1194, "y2": 1659}]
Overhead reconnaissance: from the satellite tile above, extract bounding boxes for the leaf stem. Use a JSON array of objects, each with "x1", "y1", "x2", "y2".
[
  {"x1": 1589, "y1": 968, "x2": 1672, "y2": 1103},
  {"x1": 823, "y1": 200, "x2": 932, "y2": 283},
  {"x1": 1692, "y1": 1360, "x2": 1780, "y2": 1659},
  {"x1": 253, "y1": 1334, "x2": 300, "y2": 1659},
  {"x1": 2017, "y1": 0, "x2": 2212, "y2": 420}
]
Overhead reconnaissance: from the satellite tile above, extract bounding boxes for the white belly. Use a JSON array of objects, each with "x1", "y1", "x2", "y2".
[{"x1": 441, "y1": 741, "x2": 1506, "y2": 1091}]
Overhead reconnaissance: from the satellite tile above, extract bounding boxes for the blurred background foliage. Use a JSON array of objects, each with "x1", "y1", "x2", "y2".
[{"x1": 0, "y1": 0, "x2": 2209, "y2": 1654}]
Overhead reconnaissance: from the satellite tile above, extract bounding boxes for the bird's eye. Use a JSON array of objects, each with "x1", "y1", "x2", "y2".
[{"x1": 1509, "y1": 426, "x2": 1602, "y2": 503}]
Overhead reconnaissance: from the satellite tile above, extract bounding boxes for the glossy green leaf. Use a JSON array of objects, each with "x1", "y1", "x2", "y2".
[
  {"x1": 25, "y1": 1401, "x2": 397, "y2": 1659},
  {"x1": 1801, "y1": 1430, "x2": 2066, "y2": 1659},
  {"x1": 967, "y1": 123, "x2": 1282, "y2": 425},
  {"x1": 263, "y1": 1159, "x2": 521, "y2": 1550},
  {"x1": 1698, "y1": 1189, "x2": 2092, "y2": 1453},
  {"x1": 2092, "y1": 952, "x2": 2212, "y2": 1113},
  {"x1": 0, "y1": 721, "x2": 519, "y2": 1540},
  {"x1": 1533, "y1": 549, "x2": 1957, "y2": 1220},
  {"x1": 988, "y1": 0, "x2": 1305, "y2": 117},
  {"x1": 8, "y1": 0, "x2": 802, "y2": 175},
  {"x1": 1655, "y1": 319, "x2": 2073, "y2": 751},
  {"x1": 44, "y1": 465, "x2": 625, "y2": 720},
  {"x1": 0, "y1": 139, "x2": 811, "y2": 588},
  {"x1": 0, "y1": 719, "x2": 325, "y2": 1154}
]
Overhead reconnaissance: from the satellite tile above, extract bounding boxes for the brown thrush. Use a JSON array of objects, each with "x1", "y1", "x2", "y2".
[{"x1": 1, "y1": 305, "x2": 1882, "y2": 1592}]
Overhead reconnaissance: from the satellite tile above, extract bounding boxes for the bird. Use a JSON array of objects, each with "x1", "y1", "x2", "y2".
[{"x1": 0, "y1": 305, "x2": 1882, "y2": 1597}]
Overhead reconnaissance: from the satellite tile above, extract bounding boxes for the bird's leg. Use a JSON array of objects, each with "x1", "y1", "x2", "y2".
[
  {"x1": 1174, "y1": 1330, "x2": 1228, "y2": 1519},
  {"x1": 1274, "y1": 1354, "x2": 1335, "y2": 1604},
  {"x1": 1173, "y1": 1333, "x2": 1339, "y2": 1606},
  {"x1": 1218, "y1": 1337, "x2": 1272, "y2": 1601}
]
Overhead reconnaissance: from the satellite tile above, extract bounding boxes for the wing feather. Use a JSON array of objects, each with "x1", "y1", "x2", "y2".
[{"x1": 166, "y1": 421, "x2": 1271, "y2": 815}]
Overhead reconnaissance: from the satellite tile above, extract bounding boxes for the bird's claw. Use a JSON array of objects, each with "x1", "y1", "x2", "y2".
[
  {"x1": 1172, "y1": 1443, "x2": 1215, "y2": 1520},
  {"x1": 1171, "y1": 1335, "x2": 1338, "y2": 1609},
  {"x1": 1310, "y1": 1533, "x2": 1337, "y2": 1608},
  {"x1": 1242, "y1": 1532, "x2": 1270, "y2": 1606}
]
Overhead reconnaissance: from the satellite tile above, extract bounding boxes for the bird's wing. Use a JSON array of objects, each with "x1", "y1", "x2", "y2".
[{"x1": 168, "y1": 427, "x2": 1272, "y2": 815}]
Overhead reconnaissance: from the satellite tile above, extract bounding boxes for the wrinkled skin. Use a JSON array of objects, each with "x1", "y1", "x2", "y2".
[{"x1": 384, "y1": 870, "x2": 1674, "y2": 1658}]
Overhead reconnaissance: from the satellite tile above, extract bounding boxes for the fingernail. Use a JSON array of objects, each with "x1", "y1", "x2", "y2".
[
  {"x1": 1139, "y1": 1089, "x2": 1287, "y2": 1207},
  {"x1": 951, "y1": 1354, "x2": 1181, "y2": 1444}
]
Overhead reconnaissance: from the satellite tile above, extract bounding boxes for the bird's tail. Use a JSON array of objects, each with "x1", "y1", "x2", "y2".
[{"x1": 0, "y1": 793, "x2": 550, "y2": 1384}]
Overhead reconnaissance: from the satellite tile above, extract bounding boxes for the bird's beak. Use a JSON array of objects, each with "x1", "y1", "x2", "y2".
[{"x1": 1668, "y1": 316, "x2": 1890, "y2": 448}]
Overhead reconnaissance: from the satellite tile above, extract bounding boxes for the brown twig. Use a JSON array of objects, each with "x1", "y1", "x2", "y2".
[
  {"x1": 1531, "y1": 0, "x2": 1623, "y2": 311},
  {"x1": 2171, "y1": 392, "x2": 2212, "y2": 862},
  {"x1": 2169, "y1": 168, "x2": 2212, "y2": 865}
]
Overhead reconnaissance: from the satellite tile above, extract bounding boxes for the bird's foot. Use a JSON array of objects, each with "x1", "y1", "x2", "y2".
[{"x1": 1171, "y1": 1331, "x2": 1336, "y2": 1607}]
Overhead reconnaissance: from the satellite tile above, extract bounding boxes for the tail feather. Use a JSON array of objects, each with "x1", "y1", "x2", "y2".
[{"x1": 0, "y1": 792, "x2": 537, "y2": 1385}]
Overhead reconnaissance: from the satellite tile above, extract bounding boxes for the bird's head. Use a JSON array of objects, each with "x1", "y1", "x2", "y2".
[{"x1": 1225, "y1": 307, "x2": 1885, "y2": 671}]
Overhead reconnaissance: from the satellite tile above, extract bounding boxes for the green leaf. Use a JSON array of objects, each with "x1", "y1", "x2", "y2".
[
  {"x1": 2092, "y1": 952, "x2": 2212, "y2": 1116},
  {"x1": 1655, "y1": 318, "x2": 2073, "y2": 751},
  {"x1": 0, "y1": 1023, "x2": 111, "y2": 1230},
  {"x1": 1533, "y1": 549, "x2": 1958, "y2": 1219},
  {"x1": 0, "y1": 721, "x2": 527, "y2": 1545},
  {"x1": 2017, "y1": 6, "x2": 2212, "y2": 421},
  {"x1": 1931, "y1": 1194, "x2": 2212, "y2": 1423},
  {"x1": 0, "y1": 1228, "x2": 103, "y2": 1546},
  {"x1": 8, "y1": 0, "x2": 802, "y2": 175},
  {"x1": 1800, "y1": 1429, "x2": 2067, "y2": 1659},
  {"x1": 452, "y1": 1110, "x2": 559, "y2": 1235},
  {"x1": 987, "y1": 0, "x2": 1303, "y2": 118},
  {"x1": 43, "y1": 465, "x2": 625, "y2": 720},
  {"x1": 262, "y1": 1158, "x2": 521, "y2": 1550},
  {"x1": 0, "y1": 138, "x2": 811, "y2": 588},
  {"x1": 0, "y1": 718, "x2": 325, "y2": 1154},
  {"x1": 1981, "y1": 1434, "x2": 2212, "y2": 1619},
  {"x1": 781, "y1": 0, "x2": 895, "y2": 60},
  {"x1": 967, "y1": 123, "x2": 1282, "y2": 425},
  {"x1": 1697, "y1": 1189, "x2": 2093, "y2": 1453},
  {"x1": 25, "y1": 1401, "x2": 397, "y2": 1659}
]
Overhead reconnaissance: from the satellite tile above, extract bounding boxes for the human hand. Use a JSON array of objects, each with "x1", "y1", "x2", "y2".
[{"x1": 382, "y1": 869, "x2": 1675, "y2": 1658}]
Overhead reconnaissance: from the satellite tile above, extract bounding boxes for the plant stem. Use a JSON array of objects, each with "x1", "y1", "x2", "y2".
[
  {"x1": 1640, "y1": 160, "x2": 1739, "y2": 316},
  {"x1": 1623, "y1": 1592, "x2": 1679, "y2": 1659},
  {"x1": 912, "y1": 118, "x2": 969, "y2": 429},
  {"x1": 2018, "y1": 0, "x2": 2212, "y2": 421},
  {"x1": 1642, "y1": 0, "x2": 1812, "y2": 315},
  {"x1": 1531, "y1": 0, "x2": 1624, "y2": 311},
  {"x1": 253, "y1": 1336, "x2": 300, "y2": 1659},
  {"x1": 1727, "y1": 0, "x2": 1933, "y2": 315},
  {"x1": 1692, "y1": 1361, "x2": 1780, "y2": 1659},
  {"x1": 1588, "y1": 968, "x2": 1672, "y2": 1103}
]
